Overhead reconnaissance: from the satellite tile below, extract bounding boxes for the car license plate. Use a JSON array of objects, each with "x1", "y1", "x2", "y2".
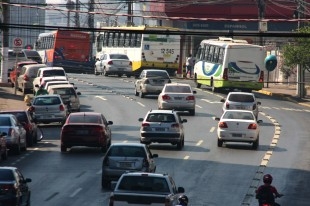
[
  {"x1": 76, "y1": 130, "x2": 88, "y2": 135},
  {"x1": 155, "y1": 128, "x2": 165, "y2": 131},
  {"x1": 118, "y1": 68, "x2": 124, "y2": 71},
  {"x1": 174, "y1": 97, "x2": 183, "y2": 100},
  {"x1": 119, "y1": 162, "x2": 132, "y2": 168},
  {"x1": 232, "y1": 133, "x2": 242, "y2": 137}
]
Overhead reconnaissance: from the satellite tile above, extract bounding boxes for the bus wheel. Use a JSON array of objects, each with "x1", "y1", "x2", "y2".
[{"x1": 194, "y1": 74, "x2": 201, "y2": 88}]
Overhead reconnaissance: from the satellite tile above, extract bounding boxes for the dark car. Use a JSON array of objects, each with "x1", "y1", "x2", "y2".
[
  {"x1": 0, "y1": 132, "x2": 8, "y2": 161},
  {"x1": 101, "y1": 143, "x2": 158, "y2": 188},
  {"x1": 0, "y1": 110, "x2": 38, "y2": 147},
  {"x1": 0, "y1": 166, "x2": 32, "y2": 206},
  {"x1": 60, "y1": 112, "x2": 113, "y2": 152}
]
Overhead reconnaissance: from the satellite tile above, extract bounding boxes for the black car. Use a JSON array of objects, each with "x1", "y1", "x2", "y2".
[
  {"x1": 0, "y1": 110, "x2": 38, "y2": 147},
  {"x1": 0, "y1": 166, "x2": 32, "y2": 206}
]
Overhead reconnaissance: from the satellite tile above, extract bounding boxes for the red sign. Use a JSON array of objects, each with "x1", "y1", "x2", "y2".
[{"x1": 13, "y1": 38, "x2": 23, "y2": 47}]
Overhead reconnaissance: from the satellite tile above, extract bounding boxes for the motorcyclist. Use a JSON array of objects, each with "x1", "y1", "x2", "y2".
[
  {"x1": 177, "y1": 194, "x2": 189, "y2": 206},
  {"x1": 256, "y1": 174, "x2": 283, "y2": 206},
  {"x1": 35, "y1": 84, "x2": 48, "y2": 96}
]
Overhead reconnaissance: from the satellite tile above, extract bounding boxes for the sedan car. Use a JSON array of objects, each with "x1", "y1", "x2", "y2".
[
  {"x1": 101, "y1": 143, "x2": 158, "y2": 188},
  {"x1": 94, "y1": 53, "x2": 132, "y2": 77},
  {"x1": 215, "y1": 110, "x2": 262, "y2": 149},
  {"x1": 220, "y1": 92, "x2": 261, "y2": 119},
  {"x1": 138, "y1": 110, "x2": 187, "y2": 150},
  {"x1": 0, "y1": 132, "x2": 8, "y2": 161},
  {"x1": 27, "y1": 94, "x2": 67, "y2": 125},
  {"x1": 0, "y1": 110, "x2": 38, "y2": 147},
  {"x1": 158, "y1": 83, "x2": 196, "y2": 115},
  {"x1": 60, "y1": 112, "x2": 113, "y2": 152},
  {"x1": 0, "y1": 114, "x2": 27, "y2": 155},
  {"x1": 135, "y1": 69, "x2": 171, "y2": 98},
  {"x1": 0, "y1": 166, "x2": 32, "y2": 206}
]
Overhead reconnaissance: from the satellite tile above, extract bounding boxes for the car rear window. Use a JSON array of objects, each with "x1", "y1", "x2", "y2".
[
  {"x1": 0, "y1": 117, "x2": 11, "y2": 126},
  {"x1": 146, "y1": 71, "x2": 169, "y2": 78},
  {"x1": 164, "y1": 85, "x2": 191, "y2": 93},
  {"x1": 53, "y1": 88, "x2": 75, "y2": 95},
  {"x1": 108, "y1": 146, "x2": 146, "y2": 158},
  {"x1": 0, "y1": 169, "x2": 15, "y2": 181},
  {"x1": 147, "y1": 114, "x2": 175, "y2": 122},
  {"x1": 34, "y1": 97, "x2": 61, "y2": 105},
  {"x1": 43, "y1": 70, "x2": 65, "y2": 77},
  {"x1": 228, "y1": 94, "x2": 254, "y2": 102},
  {"x1": 68, "y1": 115, "x2": 102, "y2": 124},
  {"x1": 110, "y1": 54, "x2": 129, "y2": 60},
  {"x1": 118, "y1": 176, "x2": 169, "y2": 192},
  {"x1": 0, "y1": 112, "x2": 27, "y2": 123},
  {"x1": 224, "y1": 111, "x2": 254, "y2": 120}
]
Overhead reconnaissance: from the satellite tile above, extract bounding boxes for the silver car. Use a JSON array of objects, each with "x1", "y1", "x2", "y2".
[
  {"x1": 158, "y1": 83, "x2": 196, "y2": 116},
  {"x1": 135, "y1": 69, "x2": 171, "y2": 98},
  {"x1": 0, "y1": 114, "x2": 27, "y2": 155},
  {"x1": 94, "y1": 53, "x2": 132, "y2": 77},
  {"x1": 138, "y1": 110, "x2": 187, "y2": 150},
  {"x1": 27, "y1": 94, "x2": 67, "y2": 125},
  {"x1": 101, "y1": 143, "x2": 158, "y2": 188},
  {"x1": 220, "y1": 92, "x2": 261, "y2": 119}
]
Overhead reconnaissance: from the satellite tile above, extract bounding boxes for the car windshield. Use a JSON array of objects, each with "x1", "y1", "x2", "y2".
[
  {"x1": 146, "y1": 114, "x2": 175, "y2": 122},
  {"x1": 0, "y1": 169, "x2": 15, "y2": 181},
  {"x1": 223, "y1": 111, "x2": 254, "y2": 120},
  {"x1": 146, "y1": 71, "x2": 169, "y2": 78},
  {"x1": 108, "y1": 146, "x2": 146, "y2": 158},
  {"x1": 110, "y1": 54, "x2": 129, "y2": 60},
  {"x1": 0, "y1": 116, "x2": 12, "y2": 126},
  {"x1": 33, "y1": 97, "x2": 61, "y2": 105},
  {"x1": 0, "y1": 112, "x2": 27, "y2": 123},
  {"x1": 118, "y1": 176, "x2": 169, "y2": 192},
  {"x1": 68, "y1": 115, "x2": 102, "y2": 124},
  {"x1": 228, "y1": 94, "x2": 254, "y2": 102},
  {"x1": 164, "y1": 85, "x2": 191, "y2": 93}
]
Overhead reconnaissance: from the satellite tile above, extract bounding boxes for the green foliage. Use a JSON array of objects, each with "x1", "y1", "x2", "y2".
[{"x1": 283, "y1": 26, "x2": 310, "y2": 72}]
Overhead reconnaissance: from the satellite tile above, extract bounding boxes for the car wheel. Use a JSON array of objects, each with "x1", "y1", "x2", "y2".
[
  {"x1": 252, "y1": 137, "x2": 259, "y2": 150},
  {"x1": 139, "y1": 90, "x2": 145, "y2": 98},
  {"x1": 27, "y1": 133, "x2": 33, "y2": 147},
  {"x1": 101, "y1": 174, "x2": 110, "y2": 189},
  {"x1": 101, "y1": 145, "x2": 108, "y2": 153},
  {"x1": 126, "y1": 74, "x2": 131, "y2": 78},
  {"x1": 33, "y1": 132, "x2": 38, "y2": 145},
  {"x1": 118, "y1": 74, "x2": 122, "y2": 77},
  {"x1": 61, "y1": 145, "x2": 67, "y2": 152},
  {"x1": 94, "y1": 67, "x2": 98, "y2": 75},
  {"x1": 189, "y1": 109, "x2": 195, "y2": 116},
  {"x1": 13, "y1": 142, "x2": 21, "y2": 155},
  {"x1": 176, "y1": 139, "x2": 183, "y2": 150},
  {"x1": 1, "y1": 149, "x2": 8, "y2": 160},
  {"x1": 26, "y1": 193, "x2": 31, "y2": 206},
  {"x1": 194, "y1": 74, "x2": 201, "y2": 88},
  {"x1": 217, "y1": 138, "x2": 223, "y2": 147},
  {"x1": 134, "y1": 87, "x2": 139, "y2": 96}
]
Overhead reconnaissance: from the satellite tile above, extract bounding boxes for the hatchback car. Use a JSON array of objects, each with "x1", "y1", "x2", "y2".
[
  {"x1": 0, "y1": 114, "x2": 27, "y2": 155},
  {"x1": 138, "y1": 110, "x2": 187, "y2": 150},
  {"x1": 101, "y1": 143, "x2": 158, "y2": 188},
  {"x1": 47, "y1": 84, "x2": 81, "y2": 112},
  {"x1": 95, "y1": 53, "x2": 132, "y2": 77},
  {"x1": 44, "y1": 80, "x2": 73, "y2": 91},
  {"x1": 60, "y1": 112, "x2": 113, "y2": 152},
  {"x1": 27, "y1": 94, "x2": 67, "y2": 125},
  {"x1": 220, "y1": 92, "x2": 261, "y2": 119},
  {"x1": 158, "y1": 83, "x2": 197, "y2": 116},
  {"x1": 135, "y1": 69, "x2": 171, "y2": 98},
  {"x1": 0, "y1": 132, "x2": 8, "y2": 161},
  {"x1": 9, "y1": 61, "x2": 38, "y2": 89},
  {"x1": 0, "y1": 166, "x2": 32, "y2": 206},
  {"x1": 215, "y1": 110, "x2": 262, "y2": 149},
  {"x1": 0, "y1": 110, "x2": 38, "y2": 147}
]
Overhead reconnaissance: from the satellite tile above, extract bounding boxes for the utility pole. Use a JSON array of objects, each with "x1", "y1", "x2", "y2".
[
  {"x1": 0, "y1": 0, "x2": 10, "y2": 83},
  {"x1": 88, "y1": 0, "x2": 94, "y2": 60},
  {"x1": 75, "y1": 0, "x2": 80, "y2": 28},
  {"x1": 127, "y1": 0, "x2": 132, "y2": 26}
]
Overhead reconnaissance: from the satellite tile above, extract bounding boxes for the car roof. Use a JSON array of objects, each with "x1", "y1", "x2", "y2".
[
  {"x1": 144, "y1": 69, "x2": 168, "y2": 73},
  {"x1": 0, "y1": 110, "x2": 27, "y2": 113},
  {"x1": 48, "y1": 84, "x2": 75, "y2": 89},
  {"x1": 228, "y1": 92, "x2": 254, "y2": 95},
  {"x1": 148, "y1": 109, "x2": 177, "y2": 114},
  {"x1": 68, "y1": 112, "x2": 101, "y2": 116},
  {"x1": 110, "y1": 143, "x2": 146, "y2": 147},
  {"x1": 39, "y1": 67, "x2": 65, "y2": 71},
  {"x1": 164, "y1": 83, "x2": 191, "y2": 87},
  {"x1": 22, "y1": 64, "x2": 47, "y2": 69},
  {"x1": 0, "y1": 166, "x2": 17, "y2": 170},
  {"x1": 46, "y1": 81, "x2": 70, "y2": 84},
  {"x1": 0, "y1": 114, "x2": 15, "y2": 117},
  {"x1": 33, "y1": 94, "x2": 61, "y2": 99},
  {"x1": 121, "y1": 172, "x2": 168, "y2": 178},
  {"x1": 223, "y1": 110, "x2": 254, "y2": 114}
]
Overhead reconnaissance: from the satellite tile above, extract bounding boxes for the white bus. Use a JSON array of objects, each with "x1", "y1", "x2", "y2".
[
  {"x1": 193, "y1": 37, "x2": 266, "y2": 92},
  {"x1": 95, "y1": 25, "x2": 181, "y2": 76}
]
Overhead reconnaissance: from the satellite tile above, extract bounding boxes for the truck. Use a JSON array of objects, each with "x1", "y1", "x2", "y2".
[{"x1": 109, "y1": 172, "x2": 186, "y2": 206}]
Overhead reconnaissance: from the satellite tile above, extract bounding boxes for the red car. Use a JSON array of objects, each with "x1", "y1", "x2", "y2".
[
  {"x1": 9, "y1": 61, "x2": 38, "y2": 87},
  {"x1": 0, "y1": 132, "x2": 8, "y2": 161},
  {"x1": 60, "y1": 112, "x2": 113, "y2": 153}
]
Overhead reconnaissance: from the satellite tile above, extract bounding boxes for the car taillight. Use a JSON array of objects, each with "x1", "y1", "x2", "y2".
[
  {"x1": 28, "y1": 106, "x2": 35, "y2": 112},
  {"x1": 162, "y1": 95, "x2": 170, "y2": 100},
  {"x1": 248, "y1": 123, "x2": 257, "y2": 129},
  {"x1": 218, "y1": 122, "x2": 228, "y2": 128},
  {"x1": 259, "y1": 71, "x2": 264, "y2": 82},
  {"x1": 61, "y1": 126, "x2": 74, "y2": 133},
  {"x1": 59, "y1": 104, "x2": 65, "y2": 111},
  {"x1": 93, "y1": 126, "x2": 104, "y2": 134},
  {"x1": 0, "y1": 184, "x2": 16, "y2": 193},
  {"x1": 171, "y1": 123, "x2": 179, "y2": 128},
  {"x1": 252, "y1": 104, "x2": 257, "y2": 110},
  {"x1": 223, "y1": 68, "x2": 228, "y2": 80},
  {"x1": 23, "y1": 74, "x2": 29, "y2": 81},
  {"x1": 186, "y1": 95, "x2": 195, "y2": 100},
  {"x1": 142, "y1": 123, "x2": 150, "y2": 127},
  {"x1": 142, "y1": 158, "x2": 149, "y2": 167},
  {"x1": 109, "y1": 194, "x2": 114, "y2": 206},
  {"x1": 108, "y1": 61, "x2": 113, "y2": 65},
  {"x1": 225, "y1": 102, "x2": 229, "y2": 109}
]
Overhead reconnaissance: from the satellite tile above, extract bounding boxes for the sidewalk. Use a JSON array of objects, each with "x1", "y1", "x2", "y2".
[{"x1": 1, "y1": 82, "x2": 310, "y2": 110}]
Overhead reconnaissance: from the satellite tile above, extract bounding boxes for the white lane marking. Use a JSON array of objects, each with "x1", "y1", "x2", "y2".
[
  {"x1": 95, "y1": 96, "x2": 107, "y2": 101},
  {"x1": 137, "y1": 102, "x2": 145, "y2": 107},
  {"x1": 70, "y1": 188, "x2": 82, "y2": 198},
  {"x1": 200, "y1": 99, "x2": 221, "y2": 104},
  {"x1": 196, "y1": 104, "x2": 202, "y2": 108},
  {"x1": 210, "y1": 127, "x2": 215, "y2": 133},
  {"x1": 196, "y1": 140, "x2": 203, "y2": 146},
  {"x1": 184, "y1": 155, "x2": 190, "y2": 160}
]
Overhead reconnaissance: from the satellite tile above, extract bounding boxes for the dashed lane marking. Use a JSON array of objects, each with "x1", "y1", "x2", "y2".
[{"x1": 95, "y1": 96, "x2": 107, "y2": 101}]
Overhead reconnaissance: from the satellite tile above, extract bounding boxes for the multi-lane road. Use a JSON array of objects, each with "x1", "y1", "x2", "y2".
[{"x1": 1, "y1": 73, "x2": 310, "y2": 206}]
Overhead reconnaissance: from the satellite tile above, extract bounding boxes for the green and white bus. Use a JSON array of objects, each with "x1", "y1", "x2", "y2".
[{"x1": 193, "y1": 37, "x2": 266, "y2": 92}]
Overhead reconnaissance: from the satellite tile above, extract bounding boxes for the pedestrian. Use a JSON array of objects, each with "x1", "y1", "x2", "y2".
[{"x1": 186, "y1": 54, "x2": 195, "y2": 78}]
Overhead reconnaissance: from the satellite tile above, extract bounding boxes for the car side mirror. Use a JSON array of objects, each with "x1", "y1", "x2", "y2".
[
  {"x1": 26, "y1": 102, "x2": 32, "y2": 106},
  {"x1": 257, "y1": 101, "x2": 261, "y2": 105},
  {"x1": 152, "y1": 154, "x2": 158, "y2": 158},
  {"x1": 181, "y1": 119, "x2": 187, "y2": 123},
  {"x1": 177, "y1": 187, "x2": 185, "y2": 193},
  {"x1": 138, "y1": 118, "x2": 144, "y2": 122},
  {"x1": 257, "y1": 120, "x2": 263, "y2": 123},
  {"x1": 193, "y1": 91, "x2": 197, "y2": 94},
  {"x1": 0, "y1": 132, "x2": 8, "y2": 137},
  {"x1": 214, "y1": 117, "x2": 220, "y2": 121},
  {"x1": 107, "y1": 121, "x2": 113, "y2": 125}
]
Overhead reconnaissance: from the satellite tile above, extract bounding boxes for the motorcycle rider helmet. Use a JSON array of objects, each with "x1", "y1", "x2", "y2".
[
  {"x1": 178, "y1": 194, "x2": 189, "y2": 205},
  {"x1": 263, "y1": 174, "x2": 273, "y2": 184}
]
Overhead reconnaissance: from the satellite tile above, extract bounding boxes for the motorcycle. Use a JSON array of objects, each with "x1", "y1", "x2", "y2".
[{"x1": 259, "y1": 194, "x2": 284, "y2": 206}]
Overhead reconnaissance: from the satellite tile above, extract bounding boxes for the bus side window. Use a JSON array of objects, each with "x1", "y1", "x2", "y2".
[
  {"x1": 119, "y1": 33, "x2": 124, "y2": 47},
  {"x1": 108, "y1": 32, "x2": 114, "y2": 47},
  {"x1": 207, "y1": 45, "x2": 215, "y2": 62},
  {"x1": 136, "y1": 34, "x2": 142, "y2": 47},
  {"x1": 213, "y1": 46, "x2": 220, "y2": 63},
  {"x1": 104, "y1": 32, "x2": 109, "y2": 47},
  {"x1": 124, "y1": 33, "x2": 130, "y2": 47},
  {"x1": 113, "y1": 33, "x2": 118, "y2": 47},
  {"x1": 218, "y1": 48, "x2": 224, "y2": 64},
  {"x1": 204, "y1": 45, "x2": 210, "y2": 61}
]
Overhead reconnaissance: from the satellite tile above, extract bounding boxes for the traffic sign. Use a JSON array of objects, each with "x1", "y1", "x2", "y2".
[{"x1": 13, "y1": 37, "x2": 23, "y2": 53}]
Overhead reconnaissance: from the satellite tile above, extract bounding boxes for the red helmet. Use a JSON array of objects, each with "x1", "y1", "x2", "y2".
[{"x1": 263, "y1": 174, "x2": 273, "y2": 184}]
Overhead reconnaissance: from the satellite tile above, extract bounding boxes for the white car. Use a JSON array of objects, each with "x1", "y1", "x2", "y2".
[
  {"x1": 157, "y1": 83, "x2": 196, "y2": 116},
  {"x1": 220, "y1": 92, "x2": 261, "y2": 119},
  {"x1": 94, "y1": 53, "x2": 132, "y2": 77},
  {"x1": 215, "y1": 110, "x2": 262, "y2": 149}
]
